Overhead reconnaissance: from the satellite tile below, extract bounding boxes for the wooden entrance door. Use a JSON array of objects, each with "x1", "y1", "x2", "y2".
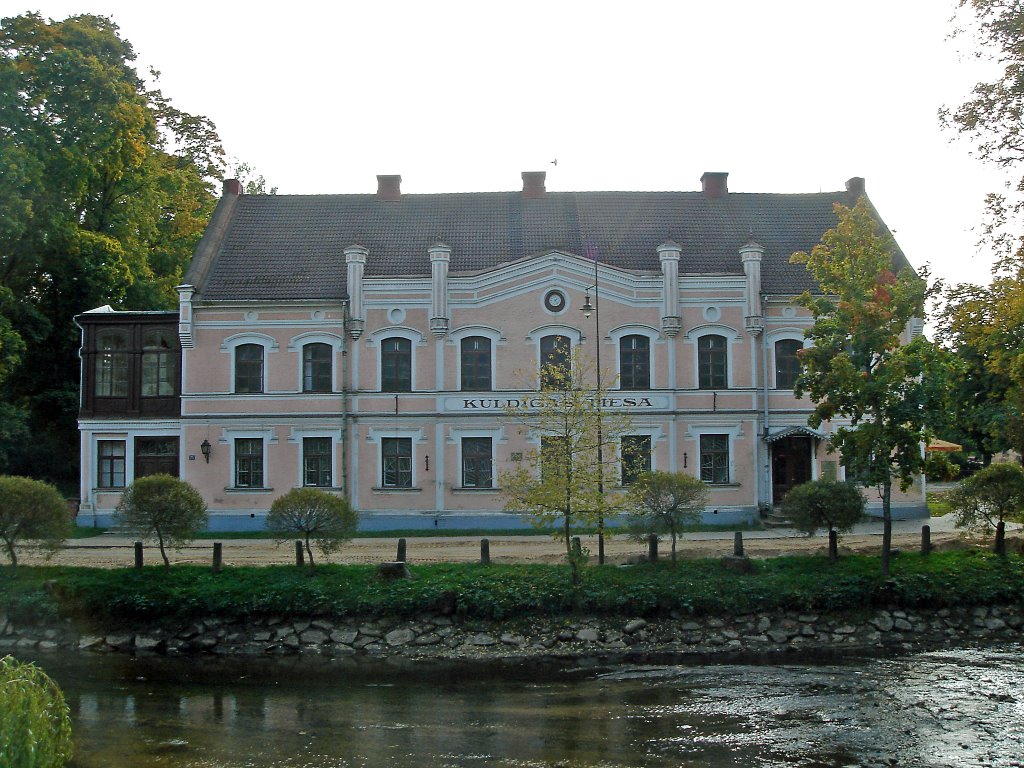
[{"x1": 772, "y1": 435, "x2": 812, "y2": 505}]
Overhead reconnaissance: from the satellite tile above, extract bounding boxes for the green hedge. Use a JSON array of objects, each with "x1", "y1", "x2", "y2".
[{"x1": 1, "y1": 551, "x2": 1022, "y2": 626}]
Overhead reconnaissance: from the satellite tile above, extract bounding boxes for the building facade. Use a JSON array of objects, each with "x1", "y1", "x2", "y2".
[{"x1": 76, "y1": 171, "x2": 927, "y2": 530}]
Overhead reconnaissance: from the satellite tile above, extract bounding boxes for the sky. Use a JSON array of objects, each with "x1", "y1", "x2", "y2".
[{"x1": 5, "y1": 0, "x2": 1011, "y2": 293}]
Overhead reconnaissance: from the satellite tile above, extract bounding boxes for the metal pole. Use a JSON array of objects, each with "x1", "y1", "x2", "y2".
[{"x1": 594, "y1": 256, "x2": 605, "y2": 565}]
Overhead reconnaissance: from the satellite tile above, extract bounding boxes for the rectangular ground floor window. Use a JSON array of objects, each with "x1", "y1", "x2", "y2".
[
  {"x1": 381, "y1": 437, "x2": 412, "y2": 488},
  {"x1": 620, "y1": 435, "x2": 652, "y2": 485},
  {"x1": 234, "y1": 438, "x2": 264, "y2": 488},
  {"x1": 303, "y1": 437, "x2": 332, "y2": 487},
  {"x1": 699, "y1": 434, "x2": 729, "y2": 484},
  {"x1": 461, "y1": 437, "x2": 493, "y2": 488},
  {"x1": 97, "y1": 440, "x2": 126, "y2": 488},
  {"x1": 135, "y1": 437, "x2": 179, "y2": 478}
]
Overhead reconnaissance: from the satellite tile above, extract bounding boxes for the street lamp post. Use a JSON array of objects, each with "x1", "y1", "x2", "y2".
[{"x1": 580, "y1": 258, "x2": 606, "y2": 565}]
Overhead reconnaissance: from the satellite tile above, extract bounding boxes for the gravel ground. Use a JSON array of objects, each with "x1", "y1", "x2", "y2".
[{"x1": 13, "y1": 515, "x2": 1011, "y2": 568}]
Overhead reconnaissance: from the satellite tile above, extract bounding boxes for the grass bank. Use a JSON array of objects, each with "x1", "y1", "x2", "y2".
[{"x1": 2, "y1": 551, "x2": 1022, "y2": 629}]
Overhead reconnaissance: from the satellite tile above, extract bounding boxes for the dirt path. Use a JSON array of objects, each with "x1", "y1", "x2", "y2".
[{"x1": 14, "y1": 527, "x2": 988, "y2": 569}]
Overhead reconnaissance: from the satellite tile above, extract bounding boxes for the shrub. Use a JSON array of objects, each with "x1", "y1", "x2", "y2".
[
  {"x1": 626, "y1": 471, "x2": 710, "y2": 565},
  {"x1": 0, "y1": 655, "x2": 73, "y2": 767},
  {"x1": 114, "y1": 474, "x2": 207, "y2": 567},
  {"x1": 266, "y1": 488, "x2": 357, "y2": 572},
  {"x1": 945, "y1": 462, "x2": 1024, "y2": 533},
  {"x1": 783, "y1": 480, "x2": 865, "y2": 561},
  {"x1": 0, "y1": 476, "x2": 71, "y2": 569}
]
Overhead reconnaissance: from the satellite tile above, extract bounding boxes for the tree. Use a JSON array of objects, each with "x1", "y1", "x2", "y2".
[
  {"x1": 791, "y1": 198, "x2": 943, "y2": 577},
  {"x1": 0, "y1": 13, "x2": 228, "y2": 488},
  {"x1": 945, "y1": 461, "x2": 1024, "y2": 533},
  {"x1": 0, "y1": 475, "x2": 70, "y2": 569},
  {"x1": 942, "y1": 0, "x2": 1024, "y2": 264},
  {"x1": 500, "y1": 351, "x2": 633, "y2": 584},
  {"x1": 782, "y1": 480, "x2": 865, "y2": 561},
  {"x1": 0, "y1": 656, "x2": 73, "y2": 768},
  {"x1": 114, "y1": 474, "x2": 207, "y2": 567},
  {"x1": 266, "y1": 488, "x2": 357, "y2": 572},
  {"x1": 626, "y1": 471, "x2": 709, "y2": 566}
]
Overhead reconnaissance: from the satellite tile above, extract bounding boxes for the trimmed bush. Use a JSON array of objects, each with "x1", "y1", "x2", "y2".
[
  {"x1": 0, "y1": 476, "x2": 71, "y2": 569},
  {"x1": 266, "y1": 488, "x2": 357, "y2": 571},
  {"x1": 114, "y1": 475, "x2": 207, "y2": 567}
]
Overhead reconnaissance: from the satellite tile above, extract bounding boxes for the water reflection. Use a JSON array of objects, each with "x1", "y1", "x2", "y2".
[{"x1": 31, "y1": 646, "x2": 1024, "y2": 767}]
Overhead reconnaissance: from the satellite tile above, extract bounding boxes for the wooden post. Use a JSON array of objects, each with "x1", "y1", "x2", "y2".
[
  {"x1": 397, "y1": 538, "x2": 407, "y2": 562},
  {"x1": 996, "y1": 521, "x2": 1006, "y2": 556},
  {"x1": 572, "y1": 536, "x2": 582, "y2": 557},
  {"x1": 921, "y1": 524, "x2": 931, "y2": 556},
  {"x1": 648, "y1": 533, "x2": 658, "y2": 562},
  {"x1": 212, "y1": 542, "x2": 223, "y2": 573},
  {"x1": 480, "y1": 538, "x2": 490, "y2": 565},
  {"x1": 828, "y1": 529, "x2": 838, "y2": 561},
  {"x1": 295, "y1": 540, "x2": 304, "y2": 567},
  {"x1": 733, "y1": 531, "x2": 744, "y2": 557},
  {"x1": 134, "y1": 541, "x2": 143, "y2": 569}
]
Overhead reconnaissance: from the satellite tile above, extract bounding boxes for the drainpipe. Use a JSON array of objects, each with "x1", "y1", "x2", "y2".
[
  {"x1": 761, "y1": 292, "x2": 771, "y2": 508},
  {"x1": 341, "y1": 302, "x2": 350, "y2": 506}
]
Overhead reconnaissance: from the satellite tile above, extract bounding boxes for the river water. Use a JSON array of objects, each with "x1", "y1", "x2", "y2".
[{"x1": 27, "y1": 645, "x2": 1024, "y2": 768}]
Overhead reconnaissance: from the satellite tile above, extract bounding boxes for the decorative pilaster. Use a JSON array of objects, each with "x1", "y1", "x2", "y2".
[
  {"x1": 658, "y1": 241, "x2": 682, "y2": 337},
  {"x1": 429, "y1": 242, "x2": 451, "y2": 336},
  {"x1": 176, "y1": 284, "x2": 195, "y2": 348},
  {"x1": 345, "y1": 244, "x2": 368, "y2": 339},
  {"x1": 740, "y1": 239, "x2": 765, "y2": 335}
]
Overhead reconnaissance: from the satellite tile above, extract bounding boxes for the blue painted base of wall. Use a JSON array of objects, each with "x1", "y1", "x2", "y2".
[{"x1": 78, "y1": 507, "x2": 761, "y2": 533}]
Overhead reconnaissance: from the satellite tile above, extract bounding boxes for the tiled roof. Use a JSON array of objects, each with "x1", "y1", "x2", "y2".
[{"x1": 193, "y1": 187, "x2": 905, "y2": 301}]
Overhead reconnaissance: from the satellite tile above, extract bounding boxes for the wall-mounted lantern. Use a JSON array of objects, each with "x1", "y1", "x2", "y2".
[{"x1": 200, "y1": 439, "x2": 212, "y2": 464}]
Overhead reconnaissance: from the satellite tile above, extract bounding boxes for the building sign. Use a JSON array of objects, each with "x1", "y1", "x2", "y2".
[{"x1": 442, "y1": 394, "x2": 670, "y2": 412}]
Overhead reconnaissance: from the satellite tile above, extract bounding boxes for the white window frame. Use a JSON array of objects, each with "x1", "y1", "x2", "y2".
[
  {"x1": 288, "y1": 428, "x2": 343, "y2": 489},
  {"x1": 607, "y1": 325, "x2": 659, "y2": 390},
  {"x1": 766, "y1": 330, "x2": 808, "y2": 390},
  {"x1": 287, "y1": 332, "x2": 344, "y2": 393},
  {"x1": 367, "y1": 427, "x2": 425, "y2": 490},
  {"x1": 222, "y1": 428, "x2": 277, "y2": 491},
  {"x1": 685, "y1": 424, "x2": 744, "y2": 485},
  {"x1": 220, "y1": 333, "x2": 279, "y2": 394},
  {"x1": 450, "y1": 326, "x2": 503, "y2": 392},
  {"x1": 448, "y1": 425, "x2": 505, "y2": 490},
  {"x1": 685, "y1": 325, "x2": 740, "y2": 390},
  {"x1": 367, "y1": 326, "x2": 425, "y2": 393}
]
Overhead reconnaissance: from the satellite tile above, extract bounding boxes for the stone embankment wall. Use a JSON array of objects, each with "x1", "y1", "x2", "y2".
[{"x1": 2, "y1": 604, "x2": 1022, "y2": 663}]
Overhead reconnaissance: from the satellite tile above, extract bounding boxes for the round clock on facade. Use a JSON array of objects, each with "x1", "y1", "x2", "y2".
[{"x1": 544, "y1": 290, "x2": 566, "y2": 313}]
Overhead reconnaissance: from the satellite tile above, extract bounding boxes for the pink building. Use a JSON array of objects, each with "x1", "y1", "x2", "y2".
[{"x1": 76, "y1": 171, "x2": 927, "y2": 530}]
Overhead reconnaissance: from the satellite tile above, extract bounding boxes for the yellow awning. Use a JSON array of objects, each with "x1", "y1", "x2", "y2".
[{"x1": 926, "y1": 439, "x2": 963, "y2": 453}]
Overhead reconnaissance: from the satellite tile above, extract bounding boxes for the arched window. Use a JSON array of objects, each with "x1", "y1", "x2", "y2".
[
  {"x1": 460, "y1": 336, "x2": 491, "y2": 391},
  {"x1": 697, "y1": 334, "x2": 727, "y2": 389},
  {"x1": 303, "y1": 343, "x2": 332, "y2": 393},
  {"x1": 381, "y1": 337, "x2": 412, "y2": 392},
  {"x1": 142, "y1": 329, "x2": 176, "y2": 397},
  {"x1": 540, "y1": 334, "x2": 571, "y2": 390},
  {"x1": 774, "y1": 339, "x2": 803, "y2": 389},
  {"x1": 619, "y1": 334, "x2": 650, "y2": 390},
  {"x1": 235, "y1": 344, "x2": 264, "y2": 393},
  {"x1": 96, "y1": 330, "x2": 129, "y2": 397}
]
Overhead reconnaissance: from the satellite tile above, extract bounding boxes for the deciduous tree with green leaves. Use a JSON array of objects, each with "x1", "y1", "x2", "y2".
[
  {"x1": 0, "y1": 13, "x2": 234, "y2": 486},
  {"x1": 114, "y1": 474, "x2": 207, "y2": 567},
  {"x1": 0, "y1": 655, "x2": 73, "y2": 768},
  {"x1": 626, "y1": 470, "x2": 709, "y2": 566},
  {"x1": 266, "y1": 488, "x2": 358, "y2": 573},
  {"x1": 500, "y1": 350, "x2": 633, "y2": 584},
  {"x1": 0, "y1": 475, "x2": 70, "y2": 569},
  {"x1": 791, "y1": 198, "x2": 943, "y2": 577}
]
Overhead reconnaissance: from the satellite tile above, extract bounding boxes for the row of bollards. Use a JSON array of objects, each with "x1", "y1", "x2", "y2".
[{"x1": 129, "y1": 524, "x2": 1002, "y2": 569}]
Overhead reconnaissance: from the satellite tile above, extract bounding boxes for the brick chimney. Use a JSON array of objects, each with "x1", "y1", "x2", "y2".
[
  {"x1": 700, "y1": 172, "x2": 728, "y2": 199},
  {"x1": 223, "y1": 178, "x2": 242, "y2": 196},
  {"x1": 846, "y1": 177, "x2": 866, "y2": 197},
  {"x1": 522, "y1": 171, "x2": 546, "y2": 199},
  {"x1": 377, "y1": 174, "x2": 402, "y2": 202}
]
